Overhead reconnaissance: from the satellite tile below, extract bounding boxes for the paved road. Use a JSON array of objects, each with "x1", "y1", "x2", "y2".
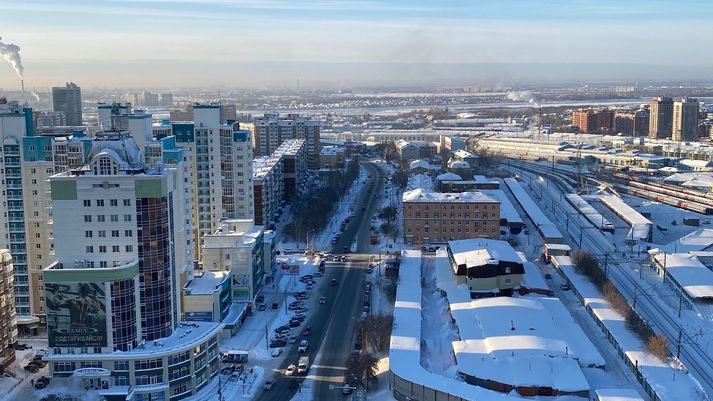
[{"x1": 255, "y1": 161, "x2": 385, "y2": 401}]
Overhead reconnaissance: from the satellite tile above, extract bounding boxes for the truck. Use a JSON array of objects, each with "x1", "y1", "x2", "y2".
[{"x1": 297, "y1": 356, "x2": 309, "y2": 374}]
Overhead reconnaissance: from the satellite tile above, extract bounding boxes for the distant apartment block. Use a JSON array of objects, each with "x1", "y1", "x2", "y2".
[
  {"x1": 253, "y1": 155, "x2": 283, "y2": 227},
  {"x1": 571, "y1": 109, "x2": 613, "y2": 134},
  {"x1": 51, "y1": 82, "x2": 82, "y2": 126},
  {"x1": 395, "y1": 139, "x2": 437, "y2": 161},
  {"x1": 649, "y1": 96, "x2": 674, "y2": 139},
  {"x1": 277, "y1": 139, "x2": 308, "y2": 200},
  {"x1": 673, "y1": 97, "x2": 700, "y2": 142},
  {"x1": 319, "y1": 146, "x2": 345, "y2": 170},
  {"x1": 402, "y1": 189, "x2": 500, "y2": 244},
  {"x1": 253, "y1": 113, "x2": 320, "y2": 167}
]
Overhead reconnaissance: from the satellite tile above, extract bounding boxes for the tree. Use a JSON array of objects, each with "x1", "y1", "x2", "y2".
[
  {"x1": 345, "y1": 352, "x2": 380, "y2": 390},
  {"x1": 380, "y1": 222, "x2": 397, "y2": 240},
  {"x1": 377, "y1": 206, "x2": 396, "y2": 222},
  {"x1": 647, "y1": 334, "x2": 670, "y2": 361},
  {"x1": 391, "y1": 169, "x2": 408, "y2": 190}
]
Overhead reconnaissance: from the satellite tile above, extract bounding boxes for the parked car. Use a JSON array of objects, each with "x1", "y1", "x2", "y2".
[
  {"x1": 545, "y1": 273, "x2": 552, "y2": 279},
  {"x1": 256, "y1": 294, "x2": 265, "y2": 303},
  {"x1": 298, "y1": 340, "x2": 309, "y2": 353},
  {"x1": 289, "y1": 320, "x2": 301, "y2": 328},
  {"x1": 271, "y1": 348, "x2": 283, "y2": 357},
  {"x1": 289, "y1": 335, "x2": 299, "y2": 344},
  {"x1": 34, "y1": 376, "x2": 50, "y2": 390},
  {"x1": 257, "y1": 303, "x2": 267, "y2": 311},
  {"x1": 24, "y1": 364, "x2": 39, "y2": 373},
  {"x1": 560, "y1": 282, "x2": 570, "y2": 291},
  {"x1": 263, "y1": 378, "x2": 275, "y2": 391},
  {"x1": 274, "y1": 325, "x2": 290, "y2": 334},
  {"x1": 270, "y1": 339, "x2": 287, "y2": 348},
  {"x1": 330, "y1": 279, "x2": 337, "y2": 286},
  {"x1": 14, "y1": 343, "x2": 31, "y2": 351},
  {"x1": 314, "y1": 271, "x2": 323, "y2": 277},
  {"x1": 285, "y1": 364, "x2": 296, "y2": 376},
  {"x1": 221, "y1": 365, "x2": 236, "y2": 375},
  {"x1": 272, "y1": 303, "x2": 279, "y2": 310},
  {"x1": 302, "y1": 327, "x2": 312, "y2": 337}
]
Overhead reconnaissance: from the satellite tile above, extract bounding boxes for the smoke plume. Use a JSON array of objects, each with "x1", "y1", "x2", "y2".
[
  {"x1": 0, "y1": 36, "x2": 23, "y2": 78},
  {"x1": 507, "y1": 90, "x2": 539, "y2": 107}
]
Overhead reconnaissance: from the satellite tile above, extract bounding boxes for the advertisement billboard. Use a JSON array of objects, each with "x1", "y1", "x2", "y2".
[{"x1": 46, "y1": 282, "x2": 107, "y2": 348}]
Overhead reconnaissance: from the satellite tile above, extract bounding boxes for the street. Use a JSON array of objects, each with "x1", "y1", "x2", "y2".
[{"x1": 255, "y1": 161, "x2": 386, "y2": 401}]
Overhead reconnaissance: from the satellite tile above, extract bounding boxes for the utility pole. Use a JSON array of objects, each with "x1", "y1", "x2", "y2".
[
  {"x1": 633, "y1": 286, "x2": 637, "y2": 309},
  {"x1": 678, "y1": 293, "x2": 683, "y2": 318},
  {"x1": 677, "y1": 328, "x2": 683, "y2": 359},
  {"x1": 604, "y1": 253, "x2": 608, "y2": 277}
]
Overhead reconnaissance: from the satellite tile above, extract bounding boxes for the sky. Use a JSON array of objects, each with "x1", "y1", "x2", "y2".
[{"x1": 2, "y1": 0, "x2": 713, "y2": 89}]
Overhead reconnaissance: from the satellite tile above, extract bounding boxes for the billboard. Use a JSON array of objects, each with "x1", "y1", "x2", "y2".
[{"x1": 46, "y1": 282, "x2": 107, "y2": 348}]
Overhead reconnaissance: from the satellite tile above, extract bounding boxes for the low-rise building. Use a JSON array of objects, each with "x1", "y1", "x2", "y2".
[
  {"x1": 402, "y1": 189, "x2": 500, "y2": 244},
  {"x1": 447, "y1": 239, "x2": 524, "y2": 298},
  {"x1": 319, "y1": 146, "x2": 345, "y2": 170},
  {"x1": 395, "y1": 140, "x2": 437, "y2": 161}
]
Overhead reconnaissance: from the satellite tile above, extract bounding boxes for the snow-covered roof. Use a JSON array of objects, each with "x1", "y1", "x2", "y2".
[
  {"x1": 565, "y1": 193, "x2": 614, "y2": 231},
  {"x1": 448, "y1": 238, "x2": 521, "y2": 267},
  {"x1": 518, "y1": 252, "x2": 549, "y2": 292},
  {"x1": 436, "y1": 172, "x2": 463, "y2": 181},
  {"x1": 653, "y1": 253, "x2": 713, "y2": 299},
  {"x1": 402, "y1": 188, "x2": 497, "y2": 204},
  {"x1": 594, "y1": 389, "x2": 645, "y2": 401},
  {"x1": 434, "y1": 254, "x2": 602, "y2": 393},
  {"x1": 504, "y1": 178, "x2": 563, "y2": 240},
  {"x1": 449, "y1": 160, "x2": 470, "y2": 169},
  {"x1": 679, "y1": 159, "x2": 713, "y2": 168},
  {"x1": 409, "y1": 159, "x2": 430, "y2": 170},
  {"x1": 389, "y1": 250, "x2": 524, "y2": 401},
  {"x1": 406, "y1": 174, "x2": 434, "y2": 191},
  {"x1": 656, "y1": 228, "x2": 713, "y2": 253},
  {"x1": 600, "y1": 195, "x2": 652, "y2": 241},
  {"x1": 453, "y1": 149, "x2": 478, "y2": 159},
  {"x1": 480, "y1": 190, "x2": 524, "y2": 225},
  {"x1": 185, "y1": 271, "x2": 228, "y2": 295},
  {"x1": 664, "y1": 172, "x2": 713, "y2": 187}
]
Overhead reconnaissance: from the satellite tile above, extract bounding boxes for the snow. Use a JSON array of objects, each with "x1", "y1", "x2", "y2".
[
  {"x1": 653, "y1": 228, "x2": 713, "y2": 253},
  {"x1": 433, "y1": 251, "x2": 604, "y2": 394},
  {"x1": 652, "y1": 253, "x2": 713, "y2": 300},
  {"x1": 406, "y1": 174, "x2": 433, "y2": 192},
  {"x1": 448, "y1": 238, "x2": 522, "y2": 267},
  {"x1": 504, "y1": 177, "x2": 563, "y2": 242},
  {"x1": 565, "y1": 193, "x2": 614, "y2": 231},
  {"x1": 600, "y1": 195, "x2": 652, "y2": 242},
  {"x1": 665, "y1": 172, "x2": 713, "y2": 188},
  {"x1": 185, "y1": 270, "x2": 228, "y2": 294},
  {"x1": 402, "y1": 188, "x2": 497, "y2": 203},
  {"x1": 594, "y1": 389, "x2": 645, "y2": 401},
  {"x1": 518, "y1": 254, "x2": 549, "y2": 292},
  {"x1": 436, "y1": 172, "x2": 463, "y2": 181},
  {"x1": 551, "y1": 255, "x2": 707, "y2": 401},
  {"x1": 480, "y1": 189, "x2": 524, "y2": 226}
]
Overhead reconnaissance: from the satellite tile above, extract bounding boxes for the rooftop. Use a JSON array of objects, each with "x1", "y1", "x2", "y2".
[
  {"x1": 185, "y1": 270, "x2": 229, "y2": 295},
  {"x1": 448, "y1": 238, "x2": 521, "y2": 267},
  {"x1": 402, "y1": 188, "x2": 497, "y2": 204},
  {"x1": 653, "y1": 253, "x2": 713, "y2": 300}
]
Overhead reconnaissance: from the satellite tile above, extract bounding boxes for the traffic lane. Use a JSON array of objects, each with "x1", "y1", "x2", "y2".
[{"x1": 256, "y1": 260, "x2": 352, "y2": 401}]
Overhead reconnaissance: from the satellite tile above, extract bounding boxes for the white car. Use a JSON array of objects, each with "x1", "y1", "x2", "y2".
[
  {"x1": 285, "y1": 364, "x2": 296, "y2": 376},
  {"x1": 320, "y1": 296, "x2": 326, "y2": 304},
  {"x1": 298, "y1": 340, "x2": 308, "y2": 353},
  {"x1": 271, "y1": 348, "x2": 283, "y2": 357}
]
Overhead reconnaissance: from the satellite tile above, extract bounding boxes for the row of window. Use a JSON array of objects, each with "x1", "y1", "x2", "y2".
[
  {"x1": 85, "y1": 230, "x2": 134, "y2": 238},
  {"x1": 405, "y1": 213, "x2": 498, "y2": 218},
  {"x1": 407, "y1": 227, "x2": 497, "y2": 234},
  {"x1": 406, "y1": 204, "x2": 496, "y2": 210},
  {"x1": 85, "y1": 245, "x2": 133, "y2": 253},
  {"x1": 83, "y1": 214, "x2": 133, "y2": 223},
  {"x1": 83, "y1": 199, "x2": 132, "y2": 207}
]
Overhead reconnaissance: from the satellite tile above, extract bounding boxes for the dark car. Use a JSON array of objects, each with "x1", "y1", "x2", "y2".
[
  {"x1": 24, "y1": 364, "x2": 39, "y2": 373},
  {"x1": 34, "y1": 376, "x2": 50, "y2": 390},
  {"x1": 270, "y1": 339, "x2": 287, "y2": 348},
  {"x1": 272, "y1": 302, "x2": 279, "y2": 310},
  {"x1": 330, "y1": 278, "x2": 337, "y2": 286},
  {"x1": 302, "y1": 327, "x2": 312, "y2": 336},
  {"x1": 289, "y1": 320, "x2": 301, "y2": 327},
  {"x1": 256, "y1": 294, "x2": 265, "y2": 303},
  {"x1": 274, "y1": 325, "x2": 290, "y2": 333},
  {"x1": 14, "y1": 343, "x2": 31, "y2": 351}
]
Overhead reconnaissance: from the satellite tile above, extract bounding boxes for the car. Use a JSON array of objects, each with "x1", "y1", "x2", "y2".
[
  {"x1": 314, "y1": 271, "x2": 323, "y2": 277},
  {"x1": 257, "y1": 303, "x2": 267, "y2": 311},
  {"x1": 289, "y1": 320, "x2": 301, "y2": 327},
  {"x1": 363, "y1": 306, "x2": 370, "y2": 314},
  {"x1": 256, "y1": 294, "x2": 265, "y2": 303},
  {"x1": 34, "y1": 376, "x2": 50, "y2": 390},
  {"x1": 560, "y1": 282, "x2": 570, "y2": 291},
  {"x1": 330, "y1": 279, "x2": 337, "y2": 286},
  {"x1": 294, "y1": 307, "x2": 309, "y2": 314},
  {"x1": 221, "y1": 365, "x2": 236, "y2": 375},
  {"x1": 339, "y1": 256, "x2": 347, "y2": 262},
  {"x1": 306, "y1": 283, "x2": 314, "y2": 290},
  {"x1": 545, "y1": 273, "x2": 552, "y2": 279},
  {"x1": 298, "y1": 340, "x2": 308, "y2": 353},
  {"x1": 274, "y1": 325, "x2": 290, "y2": 333},
  {"x1": 270, "y1": 339, "x2": 287, "y2": 348},
  {"x1": 292, "y1": 313, "x2": 307, "y2": 320},
  {"x1": 285, "y1": 364, "x2": 296, "y2": 376},
  {"x1": 319, "y1": 260, "x2": 325, "y2": 267},
  {"x1": 289, "y1": 335, "x2": 299, "y2": 344},
  {"x1": 264, "y1": 378, "x2": 275, "y2": 391},
  {"x1": 272, "y1": 303, "x2": 279, "y2": 310},
  {"x1": 31, "y1": 359, "x2": 48, "y2": 368},
  {"x1": 320, "y1": 296, "x2": 326, "y2": 304},
  {"x1": 271, "y1": 348, "x2": 284, "y2": 357},
  {"x1": 363, "y1": 300, "x2": 370, "y2": 307},
  {"x1": 13, "y1": 343, "x2": 31, "y2": 351},
  {"x1": 302, "y1": 327, "x2": 312, "y2": 337},
  {"x1": 24, "y1": 364, "x2": 39, "y2": 373},
  {"x1": 343, "y1": 246, "x2": 350, "y2": 253},
  {"x1": 289, "y1": 301, "x2": 304, "y2": 308}
]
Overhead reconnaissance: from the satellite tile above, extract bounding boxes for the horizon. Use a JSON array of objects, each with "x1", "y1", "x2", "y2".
[{"x1": 3, "y1": 0, "x2": 713, "y2": 88}]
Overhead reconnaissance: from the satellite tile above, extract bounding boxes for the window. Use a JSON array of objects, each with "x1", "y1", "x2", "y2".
[
  {"x1": 83, "y1": 200, "x2": 91, "y2": 207},
  {"x1": 100, "y1": 261, "x2": 107, "y2": 268},
  {"x1": 98, "y1": 230, "x2": 106, "y2": 238},
  {"x1": 85, "y1": 246, "x2": 93, "y2": 253},
  {"x1": 123, "y1": 199, "x2": 131, "y2": 206},
  {"x1": 110, "y1": 199, "x2": 118, "y2": 207},
  {"x1": 124, "y1": 214, "x2": 132, "y2": 222},
  {"x1": 84, "y1": 215, "x2": 92, "y2": 223},
  {"x1": 99, "y1": 246, "x2": 107, "y2": 253},
  {"x1": 96, "y1": 200, "x2": 104, "y2": 207},
  {"x1": 112, "y1": 245, "x2": 120, "y2": 252},
  {"x1": 111, "y1": 230, "x2": 119, "y2": 238},
  {"x1": 111, "y1": 215, "x2": 118, "y2": 222},
  {"x1": 126, "y1": 245, "x2": 133, "y2": 252},
  {"x1": 84, "y1": 231, "x2": 92, "y2": 238},
  {"x1": 124, "y1": 230, "x2": 133, "y2": 237},
  {"x1": 97, "y1": 215, "x2": 105, "y2": 222}
]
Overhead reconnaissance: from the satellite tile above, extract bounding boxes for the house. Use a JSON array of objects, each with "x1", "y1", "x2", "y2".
[{"x1": 447, "y1": 239, "x2": 524, "y2": 298}]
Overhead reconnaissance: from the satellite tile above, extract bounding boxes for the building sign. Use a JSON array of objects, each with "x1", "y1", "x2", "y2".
[
  {"x1": 46, "y1": 282, "x2": 107, "y2": 348},
  {"x1": 185, "y1": 311, "x2": 213, "y2": 322},
  {"x1": 232, "y1": 274, "x2": 250, "y2": 301},
  {"x1": 73, "y1": 368, "x2": 111, "y2": 377}
]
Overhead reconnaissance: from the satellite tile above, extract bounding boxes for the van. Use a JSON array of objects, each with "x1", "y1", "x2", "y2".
[{"x1": 297, "y1": 356, "x2": 309, "y2": 374}]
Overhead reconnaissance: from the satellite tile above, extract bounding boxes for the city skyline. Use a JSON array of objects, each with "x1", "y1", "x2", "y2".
[{"x1": 2, "y1": 0, "x2": 713, "y2": 88}]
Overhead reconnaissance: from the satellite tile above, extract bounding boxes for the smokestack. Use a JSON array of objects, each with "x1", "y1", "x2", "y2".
[{"x1": 21, "y1": 79, "x2": 25, "y2": 106}]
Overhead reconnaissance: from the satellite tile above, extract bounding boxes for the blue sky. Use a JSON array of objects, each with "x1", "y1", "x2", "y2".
[{"x1": 1, "y1": 0, "x2": 712, "y2": 88}]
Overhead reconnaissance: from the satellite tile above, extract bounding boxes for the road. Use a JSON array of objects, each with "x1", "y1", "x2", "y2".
[{"x1": 256, "y1": 161, "x2": 386, "y2": 401}]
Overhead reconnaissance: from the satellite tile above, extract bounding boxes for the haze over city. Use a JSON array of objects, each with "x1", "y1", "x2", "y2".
[{"x1": 3, "y1": 0, "x2": 713, "y2": 88}]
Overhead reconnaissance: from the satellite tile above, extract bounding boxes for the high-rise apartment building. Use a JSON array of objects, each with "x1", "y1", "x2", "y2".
[
  {"x1": 0, "y1": 250, "x2": 16, "y2": 373},
  {"x1": 571, "y1": 109, "x2": 613, "y2": 134},
  {"x1": 43, "y1": 131, "x2": 220, "y2": 399},
  {"x1": 673, "y1": 97, "x2": 700, "y2": 142},
  {"x1": 253, "y1": 113, "x2": 320, "y2": 167},
  {"x1": 52, "y1": 82, "x2": 82, "y2": 126},
  {"x1": 0, "y1": 100, "x2": 33, "y2": 318},
  {"x1": 633, "y1": 108, "x2": 650, "y2": 137},
  {"x1": 649, "y1": 96, "x2": 674, "y2": 139},
  {"x1": 190, "y1": 105, "x2": 254, "y2": 250}
]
